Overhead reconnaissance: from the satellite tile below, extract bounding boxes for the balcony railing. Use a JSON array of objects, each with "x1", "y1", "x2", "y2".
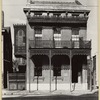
[
  {"x1": 14, "y1": 40, "x2": 91, "y2": 55},
  {"x1": 28, "y1": 15, "x2": 88, "y2": 23},
  {"x1": 29, "y1": 40, "x2": 91, "y2": 49},
  {"x1": 15, "y1": 46, "x2": 26, "y2": 54}
]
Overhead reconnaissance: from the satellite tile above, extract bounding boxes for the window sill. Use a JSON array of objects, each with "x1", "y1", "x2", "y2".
[
  {"x1": 33, "y1": 76, "x2": 44, "y2": 81},
  {"x1": 52, "y1": 76, "x2": 63, "y2": 81}
]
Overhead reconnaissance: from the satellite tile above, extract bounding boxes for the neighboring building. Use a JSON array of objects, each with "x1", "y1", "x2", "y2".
[
  {"x1": 2, "y1": 11, "x2": 13, "y2": 89},
  {"x1": 2, "y1": 27, "x2": 13, "y2": 88},
  {"x1": 92, "y1": 55, "x2": 97, "y2": 89},
  {"x1": 14, "y1": 0, "x2": 92, "y2": 91},
  {"x1": 8, "y1": 24, "x2": 26, "y2": 90},
  {"x1": 13, "y1": 24, "x2": 26, "y2": 74}
]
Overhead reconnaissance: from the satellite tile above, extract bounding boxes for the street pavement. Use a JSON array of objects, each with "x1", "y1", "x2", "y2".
[{"x1": 2, "y1": 89, "x2": 98, "y2": 100}]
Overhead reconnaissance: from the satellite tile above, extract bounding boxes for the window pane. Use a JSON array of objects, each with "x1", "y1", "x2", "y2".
[
  {"x1": 35, "y1": 28, "x2": 42, "y2": 34},
  {"x1": 72, "y1": 28, "x2": 79, "y2": 35},
  {"x1": 34, "y1": 67, "x2": 42, "y2": 76},
  {"x1": 54, "y1": 28, "x2": 61, "y2": 34},
  {"x1": 53, "y1": 67, "x2": 61, "y2": 76}
]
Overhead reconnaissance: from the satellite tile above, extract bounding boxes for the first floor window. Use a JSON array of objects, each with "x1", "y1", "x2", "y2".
[
  {"x1": 53, "y1": 67, "x2": 61, "y2": 76},
  {"x1": 34, "y1": 67, "x2": 42, "y2": 76}
]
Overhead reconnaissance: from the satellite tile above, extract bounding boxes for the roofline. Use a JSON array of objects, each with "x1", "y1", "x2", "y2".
[
  {"x1": 29, "y1": 0, "x2": 76, "y2": 4},
  {"x1": 23, "y1": 8, "x2": 90, "y2": 13}
]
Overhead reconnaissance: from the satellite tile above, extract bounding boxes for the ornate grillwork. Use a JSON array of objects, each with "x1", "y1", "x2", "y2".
[
  {"x1": 72, "y1": 49, "x2": 91, "y2": 56},
  {"x1": 30, "y1": 49, "x2": 49, "y2": 56},
  {"x1": 15, "y1": 40, "x2": 91, "y2": 57},
  {"x1": 29, "y1": 40, "x2": 91, "y2": 49},
  {"x1": 15, "y1": 46, "x2": 26, "y2": 54},
  {"x1": 51, "y1": 49, "x2": 70, "y2": 56}
]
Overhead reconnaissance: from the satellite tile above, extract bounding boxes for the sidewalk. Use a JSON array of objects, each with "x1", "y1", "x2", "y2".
[{"x1": 2, "y1": 89, "x2": 98, "y2": 98}]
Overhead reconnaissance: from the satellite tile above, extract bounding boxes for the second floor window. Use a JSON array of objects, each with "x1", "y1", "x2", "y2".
[
  {"x1": 53, "y1": 27, "x2": 61, "y2": 41},
  {"x1": 35, "y1": 27, "x2": 42, "y2": 34},
  {"x1": 34, "y1": 27, "x2": 42, "y2": 40},
  {"x1": 72, "y1": 28, "x2": 79, "y2": 41}
]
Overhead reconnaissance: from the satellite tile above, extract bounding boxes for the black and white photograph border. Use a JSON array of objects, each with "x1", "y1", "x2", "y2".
[{"x1": 2, "y1": 0, "x2": 99, "y2": 100}]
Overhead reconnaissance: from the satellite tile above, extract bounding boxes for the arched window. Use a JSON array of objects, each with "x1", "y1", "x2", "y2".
[{"x1": 16, "y1": 29, "x2": 25, "y2": 46}]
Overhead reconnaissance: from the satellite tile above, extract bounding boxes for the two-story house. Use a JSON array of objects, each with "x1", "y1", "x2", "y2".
[{"x1": 14, "y1": 0, "x2": 92, "y2": 91}]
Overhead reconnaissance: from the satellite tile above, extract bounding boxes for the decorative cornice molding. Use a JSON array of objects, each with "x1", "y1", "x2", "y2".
[{"x1": 30, "y1": 0, "x2": 76, "y2": 5}]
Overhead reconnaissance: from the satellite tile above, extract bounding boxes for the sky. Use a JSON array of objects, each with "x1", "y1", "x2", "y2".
[{"x1": 2, "y1": 0, "x2": 98, "y2": 57}]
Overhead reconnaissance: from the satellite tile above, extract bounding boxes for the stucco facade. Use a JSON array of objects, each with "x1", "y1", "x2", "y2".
[{"x1": 13, "y1": 0, "x2": 92, "y2": 91}]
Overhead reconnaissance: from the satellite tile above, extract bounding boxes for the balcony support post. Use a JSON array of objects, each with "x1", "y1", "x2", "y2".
[
  {"x1": 26, "y1": 21, "x2": 31, "y2": 92},
  {"x1": 70, "y1": 49, "x2": 72, "y2": 92},
  {"x1": 49, "y1": 49, "x2": 52, "y2": 92},
  {"x1": 70, "y1": 40, "x2": 72, "y2": 92}
]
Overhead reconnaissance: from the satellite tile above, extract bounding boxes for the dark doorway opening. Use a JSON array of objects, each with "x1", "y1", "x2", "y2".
[
  {"x1": 72, "y1": 55, "x2": 87, "y2": 83},
  {"x1": 32, "y1": 55, "x2": 49, "y2": 76},
  {"x1": 32, "y1": 55, "x2": 49, "y2": 90},
  {"x1": 52, "y1": 55, "x2": 69, "y2": 90}
]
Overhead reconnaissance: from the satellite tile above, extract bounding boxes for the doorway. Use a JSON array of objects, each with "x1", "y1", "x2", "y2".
[{"x1": 72, "y1": 55, "x2": 87, "y2": 83}]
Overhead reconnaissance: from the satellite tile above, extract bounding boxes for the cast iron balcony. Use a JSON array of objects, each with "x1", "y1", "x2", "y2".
[
  {"x1": 15, "y1": 46, "x2": 26, "y2": 55},
  {"x1": 29, "y1": 40, "x2": 91, "y2": 49},
  {"x1": 14, "y1": 40, "x2": 91, "y2": 55}
]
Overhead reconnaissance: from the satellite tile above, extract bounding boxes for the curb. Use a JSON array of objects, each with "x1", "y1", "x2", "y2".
[{"x1": 2, "y1": 89, "x2": 98, "y2": 97}]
